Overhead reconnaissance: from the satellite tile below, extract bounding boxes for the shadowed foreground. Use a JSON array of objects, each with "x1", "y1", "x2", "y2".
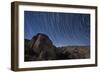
[{"x1": 24, "y1": 33, "x2": 90, "y2": 61}]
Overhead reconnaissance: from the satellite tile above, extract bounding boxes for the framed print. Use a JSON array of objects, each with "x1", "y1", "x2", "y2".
[{"x1": 11, "y1": 1, "x2": 97, "y2": 71}]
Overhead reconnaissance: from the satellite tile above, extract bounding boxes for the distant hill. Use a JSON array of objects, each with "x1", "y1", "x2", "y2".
[
  {"x1": 24, "y1": 33, "x2": 90, "y2": 61},
  {"x1": 57, "y1": 46, "x2": 90, "y2": 59}
]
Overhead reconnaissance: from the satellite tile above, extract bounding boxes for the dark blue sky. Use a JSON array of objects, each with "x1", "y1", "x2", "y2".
[{"x1": 24, "y1": 11, "x2": 90, "y2": 47}]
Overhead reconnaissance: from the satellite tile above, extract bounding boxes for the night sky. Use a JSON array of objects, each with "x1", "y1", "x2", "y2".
[{"x1": 24, "y1": 11, "x2": 90, "y2": 47}]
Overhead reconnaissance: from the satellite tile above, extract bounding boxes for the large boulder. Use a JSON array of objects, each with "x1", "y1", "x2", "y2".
[{"x1": 26, "y1": 33, "x2": 57, "y2": 61}]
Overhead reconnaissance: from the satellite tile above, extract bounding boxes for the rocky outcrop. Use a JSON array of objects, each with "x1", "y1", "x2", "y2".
[
  {"x1": 24, "y1": 33, "x2": 90, "y2": 61},
  {"x1": 25, "y1": 33, "x2": 57, "y2": 61}
]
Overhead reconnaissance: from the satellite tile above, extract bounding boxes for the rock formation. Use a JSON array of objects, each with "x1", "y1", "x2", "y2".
[
  {"x1": 25, "y1": 33, "x2": 57, "y2": 61},
  {"x1": 24, "y1": 33, "x2": 90, "y2": 61}
]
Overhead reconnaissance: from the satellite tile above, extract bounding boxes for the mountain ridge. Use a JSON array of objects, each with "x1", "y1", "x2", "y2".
[{"x1": 24, "y1": 33, "x2": 90, "y2": 61}]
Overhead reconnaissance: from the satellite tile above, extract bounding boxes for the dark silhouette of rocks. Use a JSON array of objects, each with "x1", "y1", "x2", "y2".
[
  {"x1": 24, "y1": 33, "x2": 90, "y2": 61},
  {"x1": 25, "y1": 33, "x2": 57, "y2": 61}
]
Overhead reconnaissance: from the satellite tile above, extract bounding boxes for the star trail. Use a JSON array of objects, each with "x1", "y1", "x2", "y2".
[{"x1": 24, "y1": 11, "x2": 90, "y2": 47}]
